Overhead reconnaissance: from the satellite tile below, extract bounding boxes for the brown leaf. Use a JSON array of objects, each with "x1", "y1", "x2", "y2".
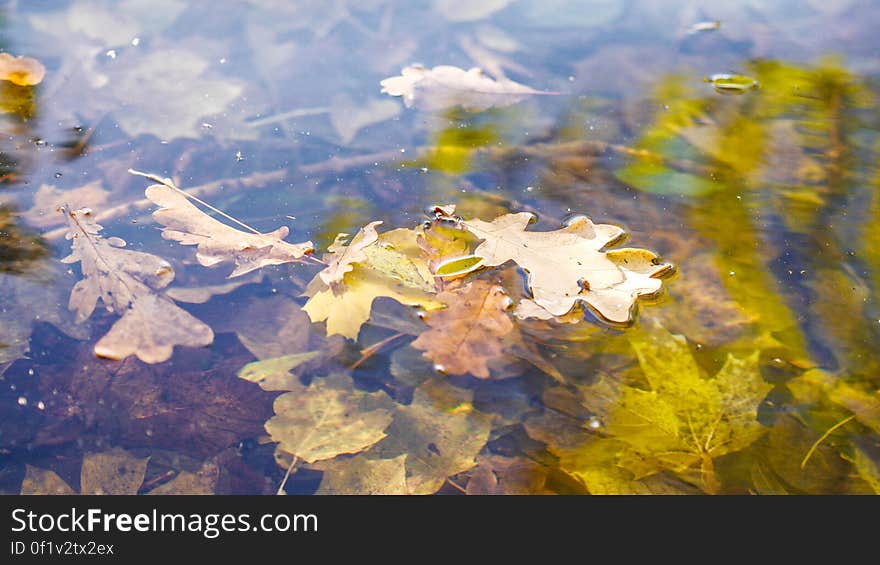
[
  {"x1": 380, "y1": 64, "x2": 553, "y2": 112},
  {"x1": 61, "y1": 207, "x2": 213, "y2": 363},
  {"x1": 411, "y1": 280, "x2": 515, "y2": 379},
  {"x1": 143, "y1": 175, "x2": 312, "y2": 277},
  {"x1": 466, "y1": 455, "x2": 552, "y2": 494}
]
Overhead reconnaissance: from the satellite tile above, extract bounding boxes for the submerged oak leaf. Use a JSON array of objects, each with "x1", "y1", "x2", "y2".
[
  {"x1": 411, "y1": 280, "x2": 515, "y2": 379},
  {"x1": 303, "y1": 228, "x2": 443, "y2": 339},
  {"x1": 62, "y1": 207, "x2": 213, "y2": 363},
  {"x1": 380, "y1": 64, "x2": 553, "y2": 112},
  {"x1": 141, "y1": 173, "x2": 313, "y2": 277},
  {"x1": 434, "y1": 206, "x2": 672, "y2": 323},
  {"x1": 579, "y1": 324, "x2": 772, "y2": 492}
]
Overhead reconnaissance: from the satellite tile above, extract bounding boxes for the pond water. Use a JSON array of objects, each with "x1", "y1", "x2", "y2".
[{"x1": 1, "y1": 0, "x2": 878, "y2": 495}]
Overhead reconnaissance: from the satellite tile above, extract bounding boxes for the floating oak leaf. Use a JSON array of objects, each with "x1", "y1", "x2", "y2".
[
  {"x1": 434, "y1": 206, "x2": 672, "y2": 323},
  {"x1": 318, "y1": 221, "x2": 382, "y2": 290},
  {"x1": 314, "y1": 454, "x2": 408, "y2": 495},
  {"x1": 141, "y1": 173, "x2": 313, "y2": 277},
  {"x1": 380, "y1": 65, "x2": 553, "y2": 112},
  {"x1": 61, "y1": 207, "x2": 213, "y2": 363},
  {"x1": 265, "y1": 373, "x2": 394, "y2": 464},
  {"x1": 411, "y1": 280, "x2": 515, "y2": 379},
  {"x1": 578, "y1": 324, "x2": 772, "y2": 492},
  {"x1": 368, "y1": 380, "x2": 492, "y2": 494},
  {"x1": 0, "y1": 53, "x2": 46, "y2": 86},
  {"x1": 303, "y1": 228, "x2": 443, "y2": 339}
]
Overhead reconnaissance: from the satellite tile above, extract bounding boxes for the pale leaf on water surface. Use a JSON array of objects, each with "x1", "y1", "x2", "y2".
[
  {"x1": 381, "y1": 64, "x2": 554, "y2": 112},
  {"x1": 433, "y1": 206, "x2": 672, "y2": 323},
  {"x1": 142, "y1": 175, "x2": 313, "y2": 277}
]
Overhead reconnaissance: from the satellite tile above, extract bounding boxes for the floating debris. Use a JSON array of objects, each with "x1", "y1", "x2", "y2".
[{"x1": 705, "y1": 73, "x2": 759, "y2": 94}]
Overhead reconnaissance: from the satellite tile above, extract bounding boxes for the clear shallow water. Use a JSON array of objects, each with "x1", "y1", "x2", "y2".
[{"x1": 0, "y1": 0, "x2": 878, "y2": 494}]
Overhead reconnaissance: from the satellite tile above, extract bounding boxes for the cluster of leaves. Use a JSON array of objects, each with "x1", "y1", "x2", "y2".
[{"x1": 55, "y1": 171, "x2": 671, "y2": 378}]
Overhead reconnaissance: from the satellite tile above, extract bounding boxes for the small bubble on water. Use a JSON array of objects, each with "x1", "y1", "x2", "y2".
[
  {"x1": 27, "y1": 369, "x2": 34, "y2": 376},
  {"x1": 729, "y1": 271, "x2": 735, "y2": 276},
  {"x1": 587, "y1": 417, "x2": 602, "y2": 429},
  {"x1": 106, "y1": 49, "x2": 117, "y2": 59},
  {"x1": 54, "y1": 172, "x2": 62, "y2": 178},
  {"x1": 37, "y1": 401, "x2": 45, "y2": 410},
  {"x1": 17, "y1": 396, "x2": 27, "y2": 406},
  {"x1": 131, "y1": 37, "x2": 140, "y2": 46}
]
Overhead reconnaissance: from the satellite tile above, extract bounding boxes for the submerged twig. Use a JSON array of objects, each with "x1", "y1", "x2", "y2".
[
  {"x1": 350, "y1": 332, "x2": 408, "y2": 369},
  {"x1": 800, "y1": 415, "x2": 855, "y2": 469},
  {"x1": 298, "y1": 140, "x2": 713, "y2": 177}
]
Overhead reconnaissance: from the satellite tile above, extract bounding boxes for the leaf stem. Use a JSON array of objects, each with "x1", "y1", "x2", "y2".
[{"x1": 276, "y1": 456, "x2": 300, "y2": 495}]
